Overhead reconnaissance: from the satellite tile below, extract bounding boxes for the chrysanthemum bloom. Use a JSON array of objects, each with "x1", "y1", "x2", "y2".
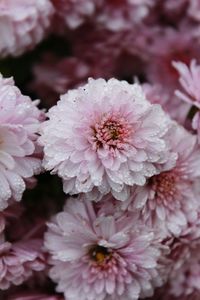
[
  {"x1": 0, "y1": 234, "x2": 46, "y2": 290},
  {"x1": 0, "y1": 0, "x2": 54, "y2": 58},
  {"x1": 173, "y1": 60, "x2": 200, "y2": 109},
  {"x1": 126, "y1": 124, "x2": 200, "y2": 237},
  {"x1": 45, "y1": 196, "x2": 169, "y2": 300},
  {"x1": 0, "y1": 74, "x2": 43, "y2": 210},
  {"x1": 40, "y1": 78, "x2": 172, "y2": 201}
]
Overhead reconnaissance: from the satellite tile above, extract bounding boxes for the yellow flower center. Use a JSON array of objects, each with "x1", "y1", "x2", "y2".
[{"x1": 89, "y1": 245, "x2": 110, "y2": 264}]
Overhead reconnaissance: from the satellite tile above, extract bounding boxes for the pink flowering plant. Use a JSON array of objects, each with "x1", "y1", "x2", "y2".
[{"x1": 2, "y1": 1, "x2": 200, "y2": 299}]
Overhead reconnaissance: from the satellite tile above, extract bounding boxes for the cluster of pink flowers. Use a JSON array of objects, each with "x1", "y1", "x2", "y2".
[{"x1": 2, "y1": 0, "x2": 200, "y2": 300}]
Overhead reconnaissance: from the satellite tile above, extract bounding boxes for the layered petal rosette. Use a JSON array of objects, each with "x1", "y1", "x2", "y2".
[
  {"x1": 0, "y1": 75, "x2": 43, "y2": 210},
  {"x1": 40, "y1": 78, "x2": 172, "y2": 201},
  {"x1": 126, "y1": 124, "x2": 200, "y2": 237},
  {"x1": 0, "y1": 235, "x2": 46, "y2": 290},
  {"x1": 0, "y1": 0, "x2": 54, "y2": 57},
  {"x1": 45, "y1": 196, "x2": 168, "y2": 300}
]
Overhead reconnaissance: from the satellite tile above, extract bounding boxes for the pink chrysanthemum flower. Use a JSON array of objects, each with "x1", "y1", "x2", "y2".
[
  {"x1": 45, "y1": 196, "x2": 168, "y2": 300},
  {"x1": 0, "y1": 75, "x2": 43, "y2": 210},
  {"x1": 40, "y1": 78, "x2": 172, "y2": 201},
  {"x1": 126, "y1": 124, "x2": 200, "y2": 237},
  {"x1": 0, "y1": 235, "x2": 46, "y2": 290},
  {"x1": 0, "y1": 0, "x2": 54, "y2": 58},
  {"x1": 173, "y1": 60, "x2": 200, "y2": 109}
]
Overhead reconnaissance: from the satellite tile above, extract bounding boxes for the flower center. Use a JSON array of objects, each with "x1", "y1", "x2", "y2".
[
  {"x1": 150, "y1": 170, "x2": 178, "y2": 204},
  {"x1": 91, "y1": 114, "x2": 132, "y2": 149},
  {"x1": 89, "y1": 245, "x2": 111, "y2": 264}
]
